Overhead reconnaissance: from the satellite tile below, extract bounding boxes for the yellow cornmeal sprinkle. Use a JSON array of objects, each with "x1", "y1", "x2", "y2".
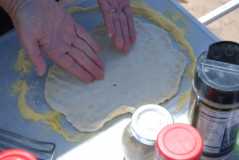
[
  {"x1": 174, "y1": 90, "x2": 191, "y2": 113},
  {"x1": 12, "y1": 80, "x2": 85, "y2": 142},
  {"x1": 14, "y1": 49, "x2": 33, "y2": 75},
  {"x1": 163, "y1": 10, "x2": 188, "y2": 35}
]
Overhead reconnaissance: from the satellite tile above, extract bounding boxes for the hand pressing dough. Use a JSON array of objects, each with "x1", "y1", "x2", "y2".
[{"x1": 45, "y1": 19, "x2": 186, "y2": 132}]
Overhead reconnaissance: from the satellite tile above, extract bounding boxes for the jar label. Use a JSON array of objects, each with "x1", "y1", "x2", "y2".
[{"x1": 196, "y1": 104, "x2": 239, "y2": 154}]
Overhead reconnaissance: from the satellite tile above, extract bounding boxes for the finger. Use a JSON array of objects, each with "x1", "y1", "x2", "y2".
[
  {"x1": 72, "y1": 37, "x2": 104, "y2": 69},
  {"x1": 118, "y1": 0, "x2": 129, "y2": 8},
  {"x1": 97, "y1": 0, "x2": 108, "y2": 7},
  {"x1": 113, "y1": 14, "x2": 124, "y2": 51},
  {"x1": 102, "y1": 9, "x2": 115, "y2": 38},
  {"x1": 69, "y1": 47, "x2": 104, "y2": 80},
  {"x1": 110, "y1": 0, "x2": 118, "y2": 8},
  {"x1": 49, "y1": 51, "x2": 94, "y2": 83},
  {"x1": 124, "y1": 7, "x2": 136, "y2": 44},
  {"x1": 74, "y1": 24, "x2": 101, "y2": 53},
  {"x1": 119, "y1": 12, "x2": 130, "y2": 53},
  {"x1": 98, "y1": 0, "x2": 113, "y2": 8},
  {"x1": 98, "y1": 0, "x2": 115, "y2": 38},
  {"x1": 23, "y1": 41, "x2": 47, "y2": 76}
]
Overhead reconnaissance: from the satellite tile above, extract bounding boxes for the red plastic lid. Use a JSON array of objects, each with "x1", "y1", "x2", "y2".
[
  {"x1": 156, "y1": 123, "x2": 203, "y2": 160},
  {"x1": 0, "y1": 149, "x2": 37, "y2": 160}
]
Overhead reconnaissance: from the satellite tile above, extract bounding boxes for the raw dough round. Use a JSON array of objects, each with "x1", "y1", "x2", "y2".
[{"x1": 45, "y1": 19, "x2": 186, "y2": 132}]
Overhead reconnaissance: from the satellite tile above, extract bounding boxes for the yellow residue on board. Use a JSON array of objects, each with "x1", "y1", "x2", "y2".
[
  {"x1": 174, "y1": 90, "x2": 191, "y2": 113},
  {"x1": 163, "y1": 10, "x2": 187, "y2": 35},
  {"x1": 14, "y1": 49, "x2": 33, "y2": 75},
  {"x1": 12, "y1": 80, "x2": 84, "y2": 142},
  {"x1": 67, "y1": 2, "x2": 196, "y2": 77}
]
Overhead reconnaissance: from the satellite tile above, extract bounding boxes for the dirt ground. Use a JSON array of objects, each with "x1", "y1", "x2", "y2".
[{"x1": 180, "y1": 0, "x2": 239, "y2": 42}]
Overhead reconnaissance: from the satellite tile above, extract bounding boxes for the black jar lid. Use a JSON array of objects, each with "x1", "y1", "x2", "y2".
[{"x1": 195, "y1": 41, "x2": 239, "y2": 105}]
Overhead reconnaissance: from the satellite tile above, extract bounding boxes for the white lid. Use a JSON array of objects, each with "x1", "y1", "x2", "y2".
[{"x1": 130, "y1": 104, "x2": 173, "y2": 146}]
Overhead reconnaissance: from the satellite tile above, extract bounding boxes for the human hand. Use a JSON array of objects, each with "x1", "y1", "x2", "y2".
[
  {"x1": 4, "y1": 0, "x2": 104, "y2": 83},
  {"x1": 98, "y1": 0, "x2": 136, "y2": 52}
]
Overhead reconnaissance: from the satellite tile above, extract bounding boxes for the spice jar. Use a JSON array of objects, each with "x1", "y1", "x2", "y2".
[
  {"x1": 155, "y1": 123, "x2": 203, "y2": 160},
  {"x1": 122, "y1": 104, "x2": 173, "y2": 160},
  {"x1": 189, "y1": 41, "x2": 239, "y2": 159},
  {"x1": 0, "y1": 149, "x2": 37, "y2": 160}
]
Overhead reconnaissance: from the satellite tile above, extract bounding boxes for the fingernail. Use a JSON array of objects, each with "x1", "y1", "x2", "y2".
[
  {"x1": 96, "y1": 71, "x2": 105, "y2": 80},
  {"x1": 84, "y1": 77, "x2": 94, "y2": 84},
  {"x1": 130, "y1": 35, "x2": 136, "y2": 44},
  {"x1": 99, "y1": 72, "x2": 105, "y2": 80},
  {"x1": 123, "y1": 47, "x2": 129, "y2": 53},
  {"x1": 115, "y1": 38, "x2": 124, "y2": 51},
  {"x1": 97, "y1": 60, "x2": 104, "y2": 70}
]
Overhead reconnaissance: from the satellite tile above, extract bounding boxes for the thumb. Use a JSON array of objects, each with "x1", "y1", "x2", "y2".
[{"x1": 23, "y1": 41, "x2": 47, "y2": 76}]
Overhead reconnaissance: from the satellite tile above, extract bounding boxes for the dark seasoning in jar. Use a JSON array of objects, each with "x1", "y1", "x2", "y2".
[
  {"x1": 122, "y1": 104, "x2": 173, "y2": 160},
  {"x1": 189, "y1": 41, "x2": 239, "y2": 159}
]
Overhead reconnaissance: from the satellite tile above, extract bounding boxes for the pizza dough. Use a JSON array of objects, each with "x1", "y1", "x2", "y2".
[{"x1": 45, "y1": 19, "x2": 187, "y2": 132}]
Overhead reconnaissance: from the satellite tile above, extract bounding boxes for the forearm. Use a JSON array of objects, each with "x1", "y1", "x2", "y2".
[{"x1": 0, "y1": 0, "x2": 25, "y2": 18}]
